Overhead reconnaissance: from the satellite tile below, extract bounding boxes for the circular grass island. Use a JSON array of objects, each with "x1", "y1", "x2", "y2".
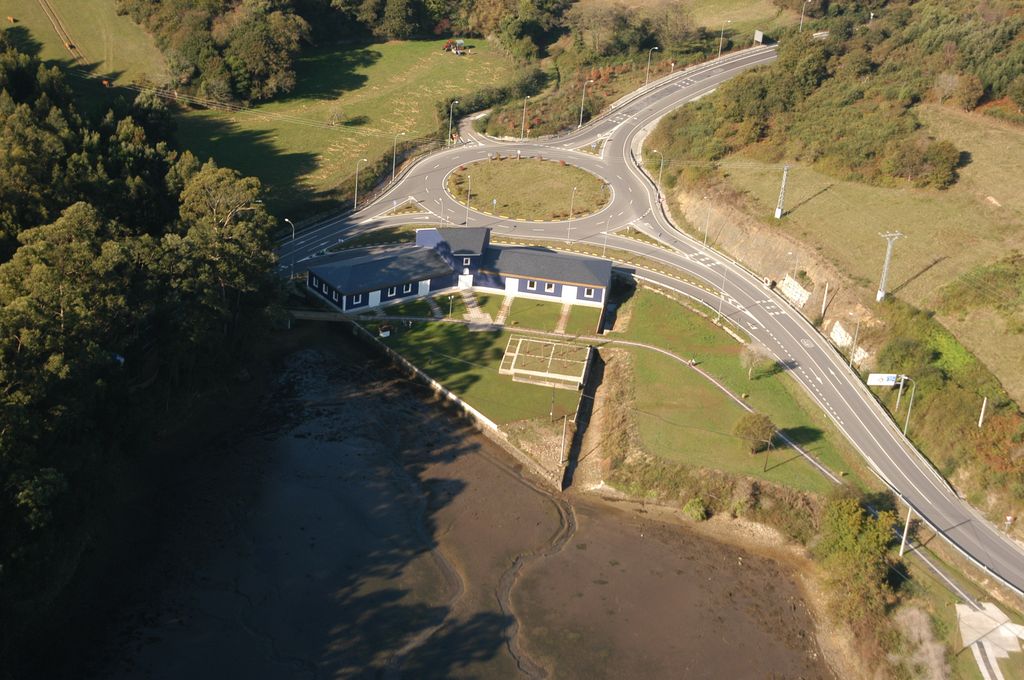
[{"x1": 447, "y1": 157, "x2": 610, "y2": 221}]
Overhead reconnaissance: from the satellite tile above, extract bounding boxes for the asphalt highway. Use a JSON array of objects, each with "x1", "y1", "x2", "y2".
[{"x1": 278, "y1": 45, "x2": 1024, "y2": 599}]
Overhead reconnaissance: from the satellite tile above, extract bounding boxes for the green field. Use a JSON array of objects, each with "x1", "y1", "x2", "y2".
[
  {"x1": 176, "y1": 39, "x2": 516, "y2": 217},
  {"x1": 6, "y1": 0, "x2": 169, "y2": 86},
  {"x1": 447, "y1": 159, "x2": 610, "y2": 221},
  {"x1": 720, "y1": 104, "x2": 1024, "y2": 401},
  {"x1": 616, "y1": 289, "x2": 869, "y2": 489},
  {"x1": 377, "y1": 322, "x2": 578, "y2": 424},
  {"x1": 505, "y1": 298, "x2": 567, "y2": 332}
]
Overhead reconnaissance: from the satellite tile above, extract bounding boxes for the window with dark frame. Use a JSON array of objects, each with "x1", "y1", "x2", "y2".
[
  {"x1": 387, "y1": 286, "x2": 397, "y2": 297},
  {"x1": 544, "y1": 282, "x2": 555, "y2": 293},
  {"x1": 403, "y1": 283, "x2": 414, "y2": 293},
  {"x1": 584, "y1": 287, "x2": 595, "y2": 298},
  {"x1": 352, "y1": 294, "x2": 362, "y2": 304},
  {"x1": 526, "y1": 280, "x2": 537, "y2": 290}
]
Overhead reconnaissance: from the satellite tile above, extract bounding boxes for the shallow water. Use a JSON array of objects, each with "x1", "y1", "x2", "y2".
[{"x1": 98, "y1": 335, "x2": 833, "y2": 679}]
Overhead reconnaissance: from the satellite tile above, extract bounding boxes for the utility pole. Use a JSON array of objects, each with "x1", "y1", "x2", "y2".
[
  {"x1": 876, "y1": 231, "x2": 904, "y2": 302},
  {"x1": 899, "y1": 506, "x2": 914, "y2": 557},
  {"x1": 773, "y1": 165, "x2": 789, "y2": 219}
]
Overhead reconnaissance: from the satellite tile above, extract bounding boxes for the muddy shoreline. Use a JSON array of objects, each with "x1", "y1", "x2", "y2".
[{"x1": 67, "y1": 325, "x2": 833, "y2": 679}]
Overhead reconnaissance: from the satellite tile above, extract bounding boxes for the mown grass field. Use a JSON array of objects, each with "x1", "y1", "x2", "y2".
[
  {"x1": 6, "y1": 0, "x2": 169, "y2": 86},
  {"x1": 377, "y1": 322, "x2": 579, "y2": 424},
  {"x1": 176, "y1": 39, "x2": 516, "y2": 217},
  {"x1": 615, "y1": 289, "x2": 869, "y2": 491},
  {"x1": 563, "y1": 306, "x2": 603, "y2": 336},
  {"x1": 448, "y1": 159, "x2": 609, "y2": 221}
]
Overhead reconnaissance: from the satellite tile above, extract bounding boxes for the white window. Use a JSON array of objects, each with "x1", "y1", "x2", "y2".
[
  {"x1": 544, "y1": 282, "x2": 555, "y2": 293},
  {"x1": 322, "y1": 283, "x2": 328, "y2": 293},
  {"x1": 526, "y1": 280, "x2": 537, "y2": 291},
  {"x1": 352, "y1": 294, "x2": 362, "y2": 304},
  {"x1": 584, "y1": 287, "x2": 595, "y2": 298},
  {"x1": 463, "y1": 257, "x2": 472, "y2": 266},
  {"x1": 332, "y1": 291, "x2": 339, "y2": 301},
  {"x1": 311, "y1": 275, "x2": 318, "y2": 286},
  {"x1": 403, "y1": 283, "x2": 414, "y2": 294},
  {"x1": 387, "y1": 286, "x2": 397, "y2": 297}
]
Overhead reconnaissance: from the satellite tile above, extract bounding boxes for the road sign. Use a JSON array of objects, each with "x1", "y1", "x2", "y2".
[{"x1": 867, "y1": 373, "x2": 901, "y2": 387}]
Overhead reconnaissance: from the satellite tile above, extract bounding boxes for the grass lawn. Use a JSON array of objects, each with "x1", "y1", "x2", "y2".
[
  {"x1": 505, "y1": 298, "x2": 567, "y2": 332},
  {"x1": 379, "y1": 297, "x2": 435, "y2": 318},
  {"x1": 475, "y1": 292, "x2": 507, "y2": 320},
  {"x1": 175, "y1": 39, "x2": 516, "y2": 217},
  {"x1": 630, "y1": 350, "x2": 833, "y2": 494},
  {"x1": 328, "y1": 224, "x2": 420, "y2": 251},
  {"x1": 563, "y1": 306, "x2": 603, "y2": 336},
  {"x1": 615, "y1": 289, "x2": 870, "y2": 488},
  {"x1": 448, "y1": 159, "x2": 609, "y2": 221},
  {"x1": 375, "y1": 322, "x2": 578, "y2": 424},
  {"x1": 6, "y1": 0, "x2": 169, "y2": 85}
]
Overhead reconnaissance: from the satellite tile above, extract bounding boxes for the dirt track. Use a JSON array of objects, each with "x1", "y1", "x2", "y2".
[{"x1": 91, "y1": 327, "x2": 833, "y2": 679}]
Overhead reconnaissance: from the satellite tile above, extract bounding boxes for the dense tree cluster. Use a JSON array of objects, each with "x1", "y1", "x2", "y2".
[
  {"x1": 0, "y1": 31, "x2": 277, "y2": 661},
  {"x1": 650, "y1": 0, "x2": 1024, "y2": 190},
  {"x1": 115, "y1": 0, "x2": 576, "y2": 101}
]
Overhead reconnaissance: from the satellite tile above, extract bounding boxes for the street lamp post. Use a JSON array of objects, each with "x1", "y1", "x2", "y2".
[
  {"x1": 901, "y1": 376, "x2": 918, "y2": 436},
  {"x1": 579, "y1": 80, "x2": 594, "y2": 128},
  {"x1": 391, "y1": 132, "x2": 405, "y2": 183},
  {"x1": 716, "y1": 266, "x2": 728, "y2": 322},
  {"x1": 718, "y1": 21, "x2": 732, "y2": 59},
  {"x1": 353, "y1": 158, "x2": 368, "y2": 210},
  {"x1": 645, "y1": 46, "x2": 659, "y2": 87},
  {"x1": 651, "y1": 149, "x2": 664, "y2": 186},
  {"x1": 602, "y1": 213, "x2": 612, "y2": 257},
  {"x1": 285, "y1": 217, "x2": 296, "y2": 280},
  {"x1": 521, "y1": 95, "x2": 530, "y2": 140},
  {"x1": 567, "y1": 186, "x2": 578, "y2": 242},
  {"x1": 670, "y1": 61, "x2": 676, "y2": 75},
  {"x1": 465, "y1": 174, "x2": 471, "y2": 225},
  {"x1": 448, "y1": 100, "x2": 459, "y2": 147},
  {"x1": 800, "y1": 0, "x2": 812, "y2": 32},
  {"x1": 703, "y1": 196, "x2": 711, "y2": 247}
]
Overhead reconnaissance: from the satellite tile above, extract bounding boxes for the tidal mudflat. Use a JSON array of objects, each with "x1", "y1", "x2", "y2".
[{"x1": 95, "y1": 330, "x2": 833, "y2": 679}]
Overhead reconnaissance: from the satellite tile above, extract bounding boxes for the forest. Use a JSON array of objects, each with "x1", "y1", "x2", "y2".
[{"x1": 0, "y1": 30, "x2": 278, "y2": 667}]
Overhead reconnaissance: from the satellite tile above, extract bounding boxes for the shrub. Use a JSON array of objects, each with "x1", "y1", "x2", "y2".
[{"x1": 682, "y1": 497, "x2": 708, "y2": 521}]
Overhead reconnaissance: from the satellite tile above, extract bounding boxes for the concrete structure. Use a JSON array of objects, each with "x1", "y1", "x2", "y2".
[{"x1": 307, "y1": 227, "x2": 611, "y2": 315}]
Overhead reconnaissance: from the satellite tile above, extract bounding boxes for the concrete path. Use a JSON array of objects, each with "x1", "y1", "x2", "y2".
[
  {"x1": 494, "y1": 296, "x2": 513, "y2": 325},
  {"x1": 957, "y1": 602, "x2": 1024, "y2": 680},
  {"x1": 425, "y1": 297, "x2": 443, "y2": 319},
  {"x1": 554, "y1": 303, "x2": 572, "y2": 334}
]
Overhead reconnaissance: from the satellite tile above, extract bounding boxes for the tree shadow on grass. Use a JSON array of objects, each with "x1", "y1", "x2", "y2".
[
  {"x1": 277, "y1": 42, "x2": 382, "y2": 103},
  {"x1": 172, "y1": 112, "x2": 325, "y2": 217},
  {"x1": 778, "y1": 425, "x2": 824, "y2": 448},
  {"x1": 5, "y1": 25, "x2": 43, "y2": 57}
]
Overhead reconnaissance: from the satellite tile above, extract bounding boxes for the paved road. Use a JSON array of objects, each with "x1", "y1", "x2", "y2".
[{"x1": 278, "y1": 46, "x2": 1024, "y2": 599}]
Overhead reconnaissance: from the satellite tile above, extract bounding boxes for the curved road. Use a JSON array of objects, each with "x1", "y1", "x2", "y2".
[{"x1": 279, "y1": 46, "x2": 1024, "y2": 599}]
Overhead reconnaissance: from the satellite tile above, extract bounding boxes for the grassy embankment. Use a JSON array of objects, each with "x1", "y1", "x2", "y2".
[
  {"x1": 447, "y1": 159, "x2": 610, "y2": 220},
  {"x1": 478, "y1": 0, "x2": 799, "y2": 138}
]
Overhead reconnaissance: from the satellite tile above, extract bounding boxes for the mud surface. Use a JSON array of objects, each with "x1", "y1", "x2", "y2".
[{"x1": 95, "y1": 329, "x2": 833, "y2": 679}]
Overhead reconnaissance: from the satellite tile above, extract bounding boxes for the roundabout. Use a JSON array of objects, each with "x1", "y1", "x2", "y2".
[
  {"x1": 445, "y1": 157, "x2": 611, "y2": 222},
  {"x1": 278, "y1": 44, "x2": 1024, "y2": 600}
]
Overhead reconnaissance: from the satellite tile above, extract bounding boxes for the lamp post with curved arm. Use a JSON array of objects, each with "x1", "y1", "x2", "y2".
[
  {"x1": 718, "y1": 21, "x2": 732, "y2": 59},
  {"x1": 651, "y1": 149, "x2": 664, "y2": 186},
  {"x1": 567, "y1": 186, "x2": 578, "y2": 242},
  {"x1": 285, "y1": 217, "x2": 296, "y2": 280},
  {"x1": 521, "y1": 95, "x2": 530, "y2": 140},
  {"x1": 353, "y1": 158, "x2": 367, "y2": 210},
  {"x1": 645, "y1": 46, "x2": 659, "y2": 86},
  {"x1": 579, "y1": 80, "x2": 595, "y2": 128},
  {"x1": 448, "y1": 100, "x2": 459, "y2": 147},
  {"x1": 391, "y1": 132, "x2": 405, "y2": 183}
]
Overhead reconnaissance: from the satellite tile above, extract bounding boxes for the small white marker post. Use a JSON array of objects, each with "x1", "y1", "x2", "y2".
[
  {"x1": 559, "y1": 415, "x2": 568, "y2": 466},
  {"x1": 899, "y1": 506, "x2": 914, "y2": 557},
  {"x1": 979, "y1": 396, "x2": 988, "y2": 428}
]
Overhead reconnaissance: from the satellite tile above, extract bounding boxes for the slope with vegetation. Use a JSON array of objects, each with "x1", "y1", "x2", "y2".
[
  {"x1": 647, "y1": 0, "x2": 1024, "y2": 529},
  {"x1": 0, "y1": 31, "x2": 278, "y2": 671}
]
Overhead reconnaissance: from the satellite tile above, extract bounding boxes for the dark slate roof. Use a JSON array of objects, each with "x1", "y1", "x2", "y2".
[
  {"x1": 308, "y1": 245, "x2": 453, "y2": 294},
  {"x1": 482, "y1": 246, "x2": 612, "y2": 288},
  {"x1": 436, "y1": 227, "x2": 489, "y2": 255}
]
